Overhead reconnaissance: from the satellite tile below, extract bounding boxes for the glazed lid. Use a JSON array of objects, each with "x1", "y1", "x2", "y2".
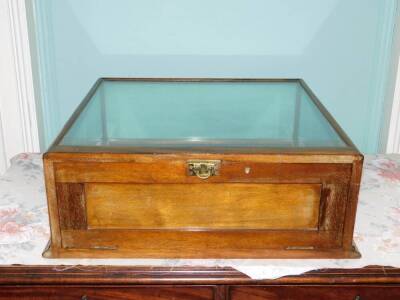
[{"x1": 50, "y1": 78, "x2": 356, "y2": 154}]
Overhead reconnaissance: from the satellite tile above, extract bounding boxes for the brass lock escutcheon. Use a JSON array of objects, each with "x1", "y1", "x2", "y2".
[{"x1": 187, "y1": 160, "x2": 221, "y2": 179}]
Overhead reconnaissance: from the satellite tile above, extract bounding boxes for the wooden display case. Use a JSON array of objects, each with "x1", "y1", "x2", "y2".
[{"x1": 43, "y1": 78, "x2": 363, "y2": 258}]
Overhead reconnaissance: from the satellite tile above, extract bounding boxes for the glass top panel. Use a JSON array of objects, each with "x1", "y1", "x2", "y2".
[{"x1": 57, "y1": 80, "x2": 348, "y2": 150}]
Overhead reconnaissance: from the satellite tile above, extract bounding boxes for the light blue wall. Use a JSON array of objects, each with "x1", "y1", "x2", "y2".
[{"x1": 32, "y1": 0, "x2": 397, "y2": 152}]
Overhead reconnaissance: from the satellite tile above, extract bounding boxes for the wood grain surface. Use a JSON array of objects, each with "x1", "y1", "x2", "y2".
[
  {"x1": 0, "y1": 286, "x2": 215, "y2": 300},
  {"x1": 56, "y1": 229, "x2": 345, "y2": 258},
  {"x1": 54, "y1": 159, "x2": 352, "y2": 184},
  {"x1": 0, "y1": 265, "x2": 399, "y2": 300},
  {"x1": 86, "y1": 183, "x2": 321, "y2": 230},
  {"x1": 230, "y1": 285, "x2": 400, "y2": 300},
  {"x1": 57, "y1": 183, "x2": 86, "y2": 230}
]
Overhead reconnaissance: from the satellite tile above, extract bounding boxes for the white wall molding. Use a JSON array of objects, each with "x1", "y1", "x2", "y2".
[
  {"x1": 384, "y1": 2, "x2": 400, "y2": 154},
  {"x1": 0, "y1": 112, "x2": 8, "y2": 173},
  {"x1": 386, "y1": 59, "x2": 400, "y2": 153},
  {"x1": 0, "y1": 0, "x2": 40, "y2": 173},
  {"x1": 8, "y1": 0, "x2": 40, "y2": 152}
]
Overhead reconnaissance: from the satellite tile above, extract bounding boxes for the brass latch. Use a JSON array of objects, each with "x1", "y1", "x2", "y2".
[{"x1": 187, "y1": 160, "x2": 221, "y2": 179}]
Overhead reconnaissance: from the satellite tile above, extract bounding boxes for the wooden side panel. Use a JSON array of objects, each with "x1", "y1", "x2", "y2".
[
  {"x1": 342, "y1": 156, "x2": 364, "y2": 250},
  {"x1": 86, "y1": 183, "x2": 321, "y2": 230},
  {"x1": 56, "y1": 183, "x2": 87, "y2": 230},
  {"x1": 318, "y1": 183, "x2": 349, "y2": 232},
  {"x1": 43, "y1": 158, "x2": 62, "y2": 248}
]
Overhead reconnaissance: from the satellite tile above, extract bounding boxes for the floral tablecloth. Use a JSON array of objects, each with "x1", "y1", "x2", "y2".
[{"x1": 0, "y1": 153, "x2": 399, "y2": 279}]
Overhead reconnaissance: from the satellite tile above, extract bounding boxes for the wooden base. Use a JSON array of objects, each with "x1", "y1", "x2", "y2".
[
  {"x1": 42, "y1": 240, "x2": 361, "y2": 259},
  {"x1": 44, "y1": 152, "x2": 363, "y2": 259},
  {"x1": 0, "y1": 264, "x2": 399, "y2": 299}
]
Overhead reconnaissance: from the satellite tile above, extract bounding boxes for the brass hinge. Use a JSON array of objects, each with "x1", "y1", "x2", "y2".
[
  {"x1": 90, "y1": 245, "x2": 118, "y2": 250},
  {"x1": 285, "y1": 246, "x2": 315, "y2": 250}
]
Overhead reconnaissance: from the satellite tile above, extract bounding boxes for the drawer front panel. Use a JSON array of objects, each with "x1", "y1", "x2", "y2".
[
  {"x1": 0, "y1": 286, "x2": 215, "y2": 300},
  {"x1": 230, "y1": 286, "x2": 400, "y2": 300},
  {"x1": 86, "y1": 183, "x2": 321, "y2": 230}
]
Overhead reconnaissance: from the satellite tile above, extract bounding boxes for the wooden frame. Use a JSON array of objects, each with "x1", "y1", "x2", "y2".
[{"x1": 43, "y1": 78, "x2": 363, "y2": 259}]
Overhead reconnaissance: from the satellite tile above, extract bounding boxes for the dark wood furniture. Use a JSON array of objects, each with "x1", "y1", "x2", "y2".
[
  {"x1": 0, "y1": 265, "x2": 399, "y2": 299},
  {"x1": 43, "y1": 78, "x2": 363, "y2": 258}
]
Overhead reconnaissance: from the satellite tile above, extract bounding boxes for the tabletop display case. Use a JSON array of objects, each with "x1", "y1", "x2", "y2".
[{"x1": 43, "y1": 78, "x2": 363, "y2": 258}]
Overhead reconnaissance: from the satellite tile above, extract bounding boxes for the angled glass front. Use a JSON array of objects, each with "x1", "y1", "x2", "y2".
[{"x1": 57, "y1": 79, "x2": 349, "y2": 150}]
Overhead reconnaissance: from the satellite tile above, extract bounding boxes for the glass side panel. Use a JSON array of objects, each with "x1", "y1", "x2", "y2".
[{"x1": 58, "y1": 80, "x2": 348, "y2": 149}]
